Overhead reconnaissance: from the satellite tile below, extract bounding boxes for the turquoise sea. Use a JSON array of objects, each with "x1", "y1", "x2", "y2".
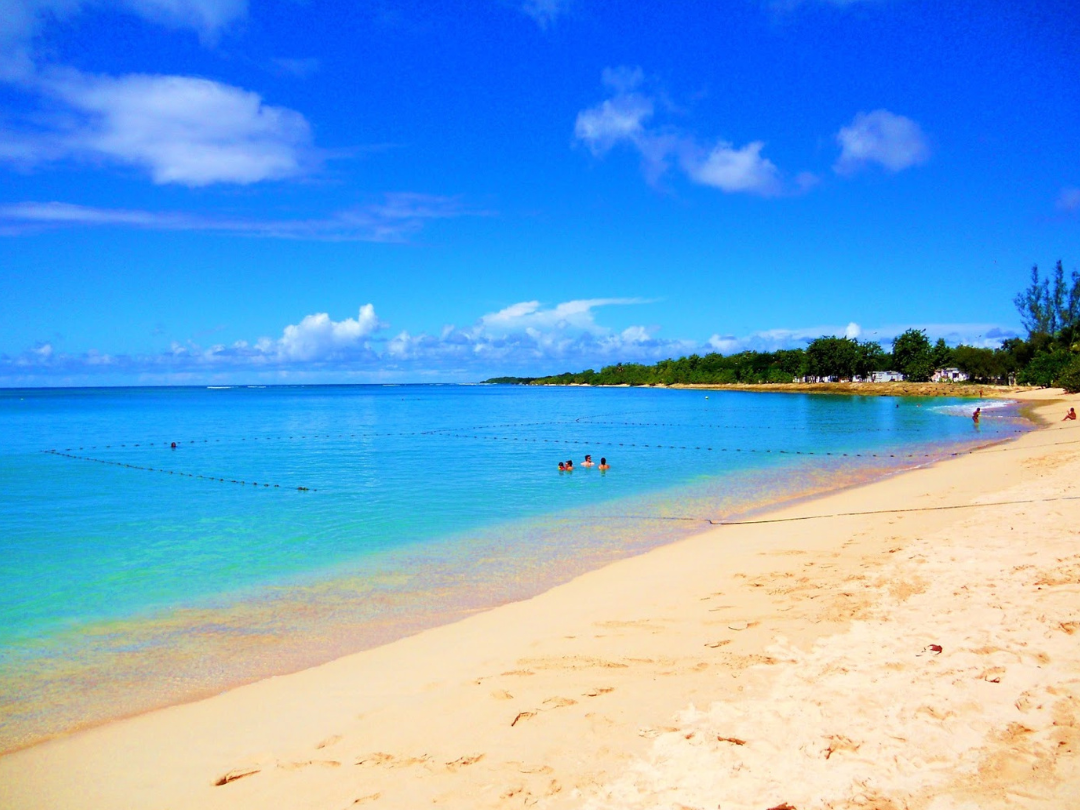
[{"x1": 0, "y1": 384, "x2": 1029, "y2": 753}]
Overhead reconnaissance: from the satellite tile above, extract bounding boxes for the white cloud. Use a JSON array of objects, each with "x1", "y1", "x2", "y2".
[
  {"x1": 679, "y1": 140, "x2": 782, "y2": 196},
  {"x1": 0, "y1": 0, "x2": 246, "y2": 77},
  {"x1": 477, "y1": 298, "x2": 646, "y2": 336},
  {"x1": 0, "y1": 195, "x2": 480, "y2": 241},
  {"x1": 834, "y1": 109, "x2": 930, "y2": 175},
  {"x1": 574, "y1": 94, "x2": 654, "y2": 156},
  {"x1": 29, "y1": 69, "x2": 315, "y2": 185},
  {"x1": 521, "y1": 0, "x2": 569, "y2": 29},
  {"x1": 0, "y1": 1, "x2": 313, "y2": 186},
  {"x1": 574, "y1": 68, "x2": 795, "y2": 197},
  {"x1": 2, "y1": 306, "x2": 1024, "y2": 386},
  {"x1": 1056, "y1": 187, "x2": 1080, "y2": 213},
  {"x1": 273, "y1": 306, "x2": 385, "y2": 362}
]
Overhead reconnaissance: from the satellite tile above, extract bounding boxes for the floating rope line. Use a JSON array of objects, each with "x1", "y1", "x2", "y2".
[
  {"x1": 411, "y1": 432, "x2": 985, "y2": 461},
  {"x1": 569, "y1": 419, "x2": 1028, "y2": 434},
  {"x1": 42, "y1": 450, "x2": 316, "y2": 492},
  {"x1": 45, "y1": 428, "x2": 1067, "y2": 490},
  {"x1": 47, "y1": 432, "x2": 1036, "y2": 465},
  {"x1": 708, "y1": 495, "x2": 1080, "y2": 526},
  {"x1": 596, "y1": 494, "x2": 1080, "y2": 527},
  {"x1": 46, "y1": 417, "x2": 1030, "y2": 455}
]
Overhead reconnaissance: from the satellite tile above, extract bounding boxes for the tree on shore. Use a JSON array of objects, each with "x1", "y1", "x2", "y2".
[
  {"x1": 1011, "y1": 260, "x2": 1080, "y2": 386},
  {"x1": 486, "y1": 260, "x2": 1078, "y2": 389},
  {"x1": 1015, "y1": 261, "x2": 1080, "y2": 341},
  {"x1": 891, "y1": 329, "x2": 934, "y2": 381}
]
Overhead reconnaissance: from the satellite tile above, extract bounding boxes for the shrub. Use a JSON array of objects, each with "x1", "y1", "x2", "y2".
[{"x1": 1058, "y1": 355, "x2": 1080, "y2": 393}]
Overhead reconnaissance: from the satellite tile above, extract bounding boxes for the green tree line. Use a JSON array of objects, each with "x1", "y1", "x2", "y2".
[{"x1": 487, "y1": 261, "x2": 1080, "y2": 393}]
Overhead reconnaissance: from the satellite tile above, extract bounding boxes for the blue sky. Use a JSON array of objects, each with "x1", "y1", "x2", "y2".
[{"x1": 1, "y1": 0, "x2": 1077, "y2": 385}]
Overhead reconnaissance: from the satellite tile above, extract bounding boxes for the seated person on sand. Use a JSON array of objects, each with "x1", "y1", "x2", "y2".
[
  {"x1": 583, "y1": 454, "x2": 594, "y2": 467},
  {"x1": 1066, "y1": 407, "x2": 1077, "y2": 421},
  {"x1": 598, "y1": 457, "x2": 610, "y2": 471}
]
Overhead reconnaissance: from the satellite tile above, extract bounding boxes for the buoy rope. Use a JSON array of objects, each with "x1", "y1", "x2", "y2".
[
  {"x1": 593, "y1": 494, "x2": 1080, "y2": 526},
  {"x1": 42, "y1": 450, "x2": 315, "y2": 492}
]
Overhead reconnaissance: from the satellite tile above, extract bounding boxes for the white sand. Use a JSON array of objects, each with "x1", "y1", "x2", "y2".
[{"x1": 1, "y1": 390, "x2": 1077, "y2": 809}]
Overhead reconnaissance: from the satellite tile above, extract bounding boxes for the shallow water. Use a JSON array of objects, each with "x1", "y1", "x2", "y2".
[{"x1": 0, "y1": 384, "x2": 1027, "y2": 752}]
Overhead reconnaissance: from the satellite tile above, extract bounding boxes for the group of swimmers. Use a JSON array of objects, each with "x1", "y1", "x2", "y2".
[{"x1": 558, "y1": 454, "x2": 609, "y2": 472}]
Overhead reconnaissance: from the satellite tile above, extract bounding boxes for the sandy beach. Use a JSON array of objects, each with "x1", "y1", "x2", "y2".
[{"x1": 2, "y1": 389, "x2": 1078, "y2": 810}]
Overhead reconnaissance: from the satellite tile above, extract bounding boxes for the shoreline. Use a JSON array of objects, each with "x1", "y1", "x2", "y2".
[
  {"x1": 1, "y1": 388, "x2": 1076, "y2": 808},
  {"x1": 533, "y1": 381, "x2": 1041, "y2": 398},
  {"x1": 0, "y1": 392, "x2": 1025, "y2": 757}
]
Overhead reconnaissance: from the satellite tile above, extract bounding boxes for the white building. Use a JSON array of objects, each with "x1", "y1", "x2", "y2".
[
  {"x1": 932, "y1": 367, "x2": 969, "y2": 382},
  {"x1": 871, "y1": 370, "x2": 905, "y2": 382}
]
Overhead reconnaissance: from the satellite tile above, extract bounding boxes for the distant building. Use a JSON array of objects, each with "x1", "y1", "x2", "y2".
[
  {"x1": 871, "y1": 370, "x2": 905, "y2": 382},
  {"x1": 932, "y1": 367, "x2": 969, "y2": 382}
]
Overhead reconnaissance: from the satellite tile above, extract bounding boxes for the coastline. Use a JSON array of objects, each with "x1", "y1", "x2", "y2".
[
  {"x1": 1, "y1": 388, "x2": 1077, "y2": 808},
  {"x1": 535, "y1": 381, "x2": 1040, "y2": 398}
]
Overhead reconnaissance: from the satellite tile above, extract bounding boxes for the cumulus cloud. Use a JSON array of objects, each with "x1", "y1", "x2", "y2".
[
  {"x1": 1056, "y1": 187, "x2": 1080, "y2": 213},
  {"x1": 2, "y1": 305, "x2": 1024, "y2": 386},
  {"x1": 834, "y1": 109, "x2": 930, "y2": 175},
  {"x1": 478, "y1": 298, "x2": 647, "y2": 336},
  {"x1": 521, "y1": 0, "x2": 569, "y2": 29},
  {"x1": 0, "y1": 194, "x2": 476, "y2": 241},
  {"x1": 574, "y1": 90, "x2": 653, "y2": 156},
  {"x1": 1, "y1": 299, "x2": 694, "y2": 384},
  {"x1": 269, "y1": 306, "x2": 385, "y2": 362},
  {"x1": 679, "y1": 140, "x2": 782, "y2": 195},
  {"x1": 9, "y1": 69, "x2": 316, "y2": 185},
  {"x1": 0, "y1": 0, "x2": 319, "y2": 186},
  {"x1": 574, "y1": 68, "x2": 794, "y2": 197}
]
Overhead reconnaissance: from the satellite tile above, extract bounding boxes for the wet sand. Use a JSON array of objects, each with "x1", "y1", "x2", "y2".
[{"x1": 1, "y1": 388, "x2": 1077, "y2": 809}]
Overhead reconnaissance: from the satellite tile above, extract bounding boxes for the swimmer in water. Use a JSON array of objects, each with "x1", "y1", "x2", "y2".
[
  {"x1": 583, "y1": 454, "x2": 594, "y2": 467},
  {"x1": 565, "y1": 459, "x2": 574, "y2": 471},
  {"x1": 598, "y1": 457, "x2": 610, "y2": 470},
  {"x1": 558, "y1": 461, "x2": 566, "y2": 471},
  {"x1": 972, "y1": 407, "x2": 981, "y2": 424}
]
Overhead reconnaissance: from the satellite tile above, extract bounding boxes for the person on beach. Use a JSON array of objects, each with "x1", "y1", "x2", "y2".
[
  {"x1": 972, "y1": 407, "x2": 981, "y2": 424},
  {"x1": 598, "y1": 457, "x2": 610, "y2": 470},
  {"x1": 583, "y1": 454, "x2": 594, "y2": 467},
  {"x1": 1066, "y1": 407, "x2": 1077, "y2": 421}
]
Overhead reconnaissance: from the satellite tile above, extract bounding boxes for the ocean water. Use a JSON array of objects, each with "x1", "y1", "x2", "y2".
[{"x1": 0, "y1": 384, "x2": 1028, "y2": 752}]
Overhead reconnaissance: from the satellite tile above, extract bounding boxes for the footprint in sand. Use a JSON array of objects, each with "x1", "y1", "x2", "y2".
[
  {"x1": 584, "y1": 687, "x2": 615, "y2": 697},
  {"x1": 315, "y1": 734, "x2": 343, "y2": 750},
  {"x1": 445, "y1": 753, "x2": 485, "y2": 771},
  {"x1": 350, "y1": 792, "x2": 381, "y2": 805},
  {"x1": 213, "y1": 766, "x2": 261, "y2": 786},
  {"x1": 278, "y1": 759, "x2": 341, "y2": 771},
  {"x1": 511, "y1": 711, "x2": 536, "y2": 727}
]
